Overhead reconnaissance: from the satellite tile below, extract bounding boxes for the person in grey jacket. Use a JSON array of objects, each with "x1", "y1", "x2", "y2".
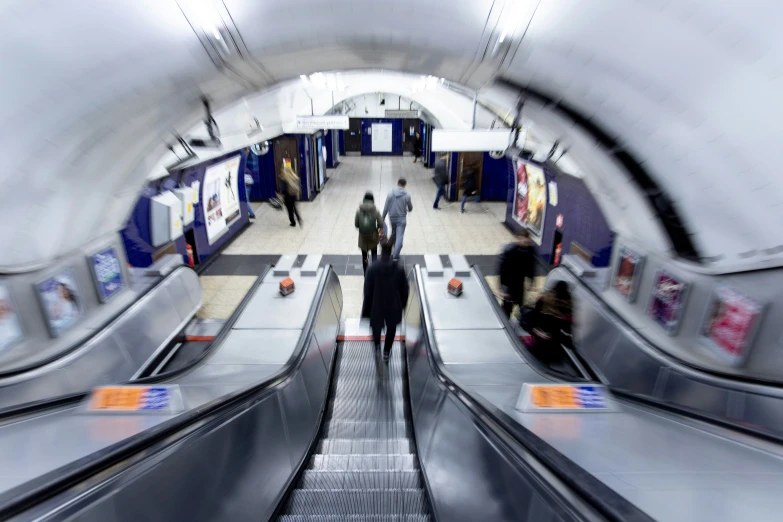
[{"x1": 382, "y1": 178, "x2": 413, "y2": 261}]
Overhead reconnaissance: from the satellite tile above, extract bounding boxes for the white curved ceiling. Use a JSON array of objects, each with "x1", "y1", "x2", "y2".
[{"x1": 0, "y1": 0, "x2": 781, "y2": 274}]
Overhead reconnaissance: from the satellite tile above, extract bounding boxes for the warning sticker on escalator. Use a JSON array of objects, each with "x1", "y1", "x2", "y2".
[
  {"x1": 85, "y1": 385, "x2": 184, "y2": 414},
  {"x1": 516, "y1": 384, "x2": 615, "y2": 413}
]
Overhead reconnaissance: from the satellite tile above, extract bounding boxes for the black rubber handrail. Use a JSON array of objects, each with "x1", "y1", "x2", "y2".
[
  {"x1": 472, "y1": 264, "x2": 589, "y2": 382},
  {"x1": 0, "y1": 266, "x2": 194, "y2": 380},
  {"x1": 413, "y1": 266, "x2": 655, "y2": 522},
  {"x1": 0, "y1": 266, "x2": 333, "y2": 519},
  {"x1": 557, "y1": 264, "x2": 783, "y2": 390},
  {"x1": 0, "y1": 266, "x2": 270, "y2": 422}
]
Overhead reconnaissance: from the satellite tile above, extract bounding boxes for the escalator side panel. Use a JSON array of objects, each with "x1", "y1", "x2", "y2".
[
  {"x1": 301, "y1": 335, "x2": 330, "y2": 420},
  {"x1": 279, "y1": 373, "x2": 316, "y2": 470}
]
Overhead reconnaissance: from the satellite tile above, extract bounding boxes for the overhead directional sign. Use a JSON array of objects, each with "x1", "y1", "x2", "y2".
[
  {"x1": 385, "y1": 110, "x2": 419, "y2": 118},
  {"x1": 515, "y1": 383, "x2": 616, "y2": 413},
  {"x1": 431, "y1": 129, "x2": 511, "y2": 152},
  {"x1": 296, "y1": 115, "x2": 349, "y2": 130}
]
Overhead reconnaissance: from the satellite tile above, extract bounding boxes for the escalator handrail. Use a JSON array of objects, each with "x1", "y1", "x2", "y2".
[
  {"x1": 0, "y1": 266, "x2": 197, "y2": 381},
  {"x1": 412, "y1": 266, "x2": 655, "y2": 522},
  {"x1": 472, "y1": 264, "x2": 592, "y2": 382},
  {"x1": 554, "y1": 265, "x2": 783, "y2": 395},
  {"x1": 0, "y1": 266, "x2": 271, "y2": 422},
  {"x1": 0, "y1": 265, "x2": 334, "y2": 519}
]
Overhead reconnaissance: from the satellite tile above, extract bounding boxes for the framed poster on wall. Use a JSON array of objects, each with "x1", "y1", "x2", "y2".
[
  {"x1": 36, "y1": 269, "x2": 84, "y2": 338},
  {"x1": 699, "y1": 287, "x2": 764, "y2": 366},
  {"x1": 202, "y1": 155, "x2": 241, "y2": 245},
  {"x1": 0, "y1": 283, "x2": 23, "y2": 352},
  {"x1": 512, "y1": 159, "x2": 546, "y2": 245},
  {"x1": 612, "y1": 246, "x2": 645, "y2": 302},
  {"x1": 89, "y1": 246, "x2": 124, "y2": 303},
  {"x1": 647, "y1": 270, "x2": 689, "y2": 335}
]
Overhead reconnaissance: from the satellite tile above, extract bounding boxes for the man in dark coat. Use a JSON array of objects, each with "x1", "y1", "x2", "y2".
[
  {"x1": 498, "y1": 228, "x2": 536, "y2": 322},
  {"x1": 412, "y1": 132, "x2": 423, "y2": 163},
  {"x1": 361, "y1": 237, "x2": 409, "y2": 362},
  {"x1": 432, "y1": 152, "x2": 449, "y2": 209}
]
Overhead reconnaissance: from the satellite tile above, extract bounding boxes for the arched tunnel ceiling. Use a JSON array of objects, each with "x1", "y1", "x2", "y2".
[{"x1": 0, "y1": 0, "x2": 781, "y2": 274}]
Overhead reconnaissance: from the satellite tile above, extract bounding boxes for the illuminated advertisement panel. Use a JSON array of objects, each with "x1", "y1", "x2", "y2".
[
  {"x1": 512, "y1": 159, "x2": 546, "y2": 245},
  {"x1": 612, "y1": 246, "x2": 645, "y2": 302},
  {"x1": 647, "y1": 270, "x2": 689, "y2": 335},
  {"x1": 700, "y1": 286, "x2": 764, "y2": 366}
]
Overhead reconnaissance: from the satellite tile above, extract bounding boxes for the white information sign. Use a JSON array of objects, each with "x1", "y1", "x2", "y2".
[
  {"x1": 296, "y1": 115, "x2": 349, "y2": 130},
  {"x1": 371, "y1": 123, "x2": 393, "y2": 152}
]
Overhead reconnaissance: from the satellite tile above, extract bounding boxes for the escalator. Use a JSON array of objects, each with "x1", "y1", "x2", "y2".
[
  {"x1": 0, "y1": 264, "x2": 651, "y2": 522},
  {"x1": 279, "y1": 341, "x2": 430, "y2": 520}
]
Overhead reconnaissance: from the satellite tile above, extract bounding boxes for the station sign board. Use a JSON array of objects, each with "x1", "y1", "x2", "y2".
[
  {"x1": 515, "y1": 383, "x2": 615, "y2": 413},
  {"x1": 295, "y1": 115, "x2": 349, "y2": 130},
  {"x1": 385, "y1": 110, "x2": 419, "y2": 118},
  {"x1": 85, "y1": 385, "x2": 184, "y2": 414}
]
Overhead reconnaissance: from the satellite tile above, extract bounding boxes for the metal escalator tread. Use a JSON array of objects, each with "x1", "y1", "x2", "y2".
[{"x1": 279, "y1": 341, "x2": 431, "y2": 521}]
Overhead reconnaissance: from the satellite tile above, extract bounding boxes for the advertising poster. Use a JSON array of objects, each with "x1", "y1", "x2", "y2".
[
  {"x1": 202, "y1": 155, "x2": 241, "y2": 245},
  {"x1": 37, "y1": 269, "x2": 83, "y2": 337},
  {"x1": 90, "y1": 246, "x2": 124, "y2": 303},
  {"x1": 647, "y1": 271, "x2": 689, "y2": 335},
  {"x1": 548, "y1": 181, "x2": 558, "y2": 207},
  {"x1": 612, "y1": 246, "x2": 645, "y2": 302},
  {"x1": 0, "y1": 283, "x2": 23, "y2": 351},
  {"x1": 512, "y1": 159, "x2": 547, "y2": 244},
  {"x1": 700, "y1": 287, "x2": 764, "y2": 366}
]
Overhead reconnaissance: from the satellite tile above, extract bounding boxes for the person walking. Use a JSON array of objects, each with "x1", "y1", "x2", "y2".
[
  {"x1": 280, "y1": 166, "x2": 302, "y2": 227},
  {"x1": 432, "y1": 153, "x2": 449, "y2": 209},
  {"x1": 412, "y1": 132, "x2": 423, "y2": 163},
  {"x1": 355, "y1": 191, "x2": 383, "y2": 274},
  {"x1": 497, "y1": 229, "x2": 536, "y2": 322},
  {"x1": 361, "y1": 237, "x2": 409, "y2": 363},
  {"x1": 244, "y1": 168, "x2": 256, "y2": 219},
  {"x1": 382, "y1": 178, "x2": 413, "y2": 262},
  {"x1": 460, "y1": 167, "x2": 480, "y2": 213}
]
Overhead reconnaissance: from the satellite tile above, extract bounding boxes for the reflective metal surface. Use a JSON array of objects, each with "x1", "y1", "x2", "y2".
[
  {"x1": 550, "y1": 267, "x2": 783, "y2": 440},
  {"x1": 0, "y1": 267, "x2": 202, "y2": 410},
  {"x1": 7, "y1": 267, "x2": 343, "y2": 521}
]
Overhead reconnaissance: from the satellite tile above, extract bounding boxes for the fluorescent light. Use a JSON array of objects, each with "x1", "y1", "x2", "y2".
[{"x1": 300, "y1": 75, "x2": 308, "y2": 81}]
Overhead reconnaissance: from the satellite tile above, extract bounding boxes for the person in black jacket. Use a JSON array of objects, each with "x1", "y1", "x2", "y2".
[
  {"x1": 460, "y1": 167, "x2": 479, "y2": 213},
  {"x1": 497, "y1": 229, "x2": 535, "y2": 321},
  {"x1": 432, "y1": 153, "x2": 449, "y2": 209},
  {"x1": 361, "y1": 236, "x2": 409, "y2": 363},
  {"x1": 412, "y1": 132, "x2": 423, "y2": 163}
]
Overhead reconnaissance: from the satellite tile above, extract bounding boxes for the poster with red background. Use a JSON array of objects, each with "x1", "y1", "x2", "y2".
[{"x1": 700, "y1": 287, "x2": 763, "y2": 366}]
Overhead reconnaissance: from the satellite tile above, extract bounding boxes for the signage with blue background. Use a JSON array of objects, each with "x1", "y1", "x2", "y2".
[{"x1": 90, "y1": 246, "x2": 124, "y2": 302}]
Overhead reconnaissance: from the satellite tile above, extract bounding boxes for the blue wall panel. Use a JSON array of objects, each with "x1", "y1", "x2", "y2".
[
  {"x1": 122, "y1": 151, "x2": 251, "y2": 267},
  {"x1": 480, "y1": 153, "x2": 509, "y2": 201},
  {"x1": 504, "y1": 161, "x2": 615, "y2": 267},
  {"x1": 325, "y1": 130, "x2": 340, "y2": 168},
  {"x1": 448, "y1": 152, "x2": 459, "y2": 201},
  {"x1": 361, "y1": 118, "x2": 403, "y2": 156},
  {"x1": 254, "y1": 142, "x2": 278, "y2": 199},
  {"x1": 338, "y1": 130, "x2": 345, "y2": 155}
]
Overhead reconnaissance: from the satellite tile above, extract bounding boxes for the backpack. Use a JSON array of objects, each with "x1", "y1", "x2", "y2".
[{"x1": 359, "y1": 209, "x2": 377, "y2": 235}]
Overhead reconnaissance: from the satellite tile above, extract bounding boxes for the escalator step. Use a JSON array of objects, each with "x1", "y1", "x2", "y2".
[
  {"x1": 318, "y1": 439, "x2": 412, "y2": 455},
  {"x1": 279, "y1": 515, "x2": 430, "y2": 522},
  {"x1": 325, "y1": 421, "x2": 409, "y2": 439},
  {"x1": 286, "y1": 489, "x2": 427, "y2": 516},
  {"x1": 310, "y1": 454, "x2": 418, "y2": 471},
  {"x1": 300, "y1": 471, "x2": 422, "y2": 490}
]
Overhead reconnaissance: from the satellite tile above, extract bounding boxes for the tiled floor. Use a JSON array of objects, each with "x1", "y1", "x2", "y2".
[
  {"x1": 199, "y1": 156, "x2": 529, "y2": 319},
  {"x1": 224, "y1": 156, "x2": 515, "y2": 256}
]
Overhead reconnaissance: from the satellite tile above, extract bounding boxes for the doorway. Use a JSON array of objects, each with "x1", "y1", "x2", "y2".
[
  {"x1": 273, "y1": 136, "x2": 300, "y2": 192},
  {"x1": 345, "y1": 118, "x2": 362, "y2": 153},
  {"x1": 402, "y1": 118, "x2": 419, "y2": 154},
  {"x1": 456, "y1": 152, "x2": 484, "y2": 198},
  {"x1": 551, "y1": 229, "x2": 564, "y2": 266}
]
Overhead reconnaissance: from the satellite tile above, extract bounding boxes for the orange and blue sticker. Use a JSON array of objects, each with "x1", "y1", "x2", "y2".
[
  {"x1": 88, "y1": 386, "x2": 171, "y2": 412},
  {"x1": 527, "y1": 384, "x2": 608, "y2": 411}
]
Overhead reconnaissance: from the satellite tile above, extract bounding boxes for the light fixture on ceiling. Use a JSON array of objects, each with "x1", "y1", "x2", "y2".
[{"x1": 491, "y1": 0, "x2": 527, "y2": 58}]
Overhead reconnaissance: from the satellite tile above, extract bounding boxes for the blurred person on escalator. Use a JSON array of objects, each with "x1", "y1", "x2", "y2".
[
  {"x1": 244, "y1": 167, "x2": 256, "y2": 219},
  {"x1": 497, "y1": 228, "x2": 535, "y2": 323},
  {"x1": 529, "y1": 281, "x2": 573, "y2": 364},
  {"x1": 355, "y1": 191, "x2": 383, "y2": 274},
  {"x1": 412, "y1": 132, "x2": 423, "y2": 163},
  {"x1": 432, "y1": 152, "x2": 449, "y2": 209},
  {"x1": 361, "y1": 236, "x2": 409, "y2": 364},
  {"x1": 280, "y1": 166, "x2": 302, "y2": 227}
]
